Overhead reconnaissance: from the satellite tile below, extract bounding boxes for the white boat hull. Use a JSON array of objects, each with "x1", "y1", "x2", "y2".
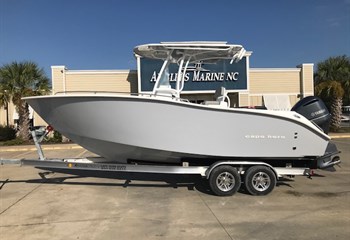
[{"x1": 24, "y1": 94, "x2": 331, "y2": 164}]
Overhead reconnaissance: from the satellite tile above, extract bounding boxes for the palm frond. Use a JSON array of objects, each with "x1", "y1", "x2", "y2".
[{"x1": 0, "y1": 61, "x2": 50, "y2": 140}]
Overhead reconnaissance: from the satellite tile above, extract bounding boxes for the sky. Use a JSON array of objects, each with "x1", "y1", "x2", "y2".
[{"x1": 0, "y1": 0, "x2": 349, "y2": 78}]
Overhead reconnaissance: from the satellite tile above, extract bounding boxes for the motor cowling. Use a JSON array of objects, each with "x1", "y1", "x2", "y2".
[{"x1": 291, "y1": 96, "x2": 331, "y2": 134}]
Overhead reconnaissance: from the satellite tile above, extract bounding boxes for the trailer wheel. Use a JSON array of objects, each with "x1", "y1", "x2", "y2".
[
  {"x1": 244, "y1": 166, "x2": 276, "y2": 196},
  {"x1": 209, "y1": 165, "x2": 241, "y2": 196}
]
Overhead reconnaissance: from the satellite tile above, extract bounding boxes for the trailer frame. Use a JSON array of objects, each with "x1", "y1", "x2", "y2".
[{"x1": 20, "y1": 127, "x2": 314, "y2": 196}]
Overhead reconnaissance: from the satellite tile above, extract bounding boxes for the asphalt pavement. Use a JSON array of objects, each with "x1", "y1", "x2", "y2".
[{"x1": 0, "y1": 138, "x2": 349, "y2": 240}]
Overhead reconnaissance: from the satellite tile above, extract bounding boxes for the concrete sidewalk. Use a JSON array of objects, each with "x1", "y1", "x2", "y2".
[
  {"x1": 0, "y1": 143, "x2": 82, "y2": 152},
  {"x1": 0, "y1": 139, "x2": 349, "y2": 240},
  {"x1": 329, "y1": 132, "x2": 350, "y2": 139}
]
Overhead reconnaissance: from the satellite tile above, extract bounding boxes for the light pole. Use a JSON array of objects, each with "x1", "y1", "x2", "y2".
[
  {"x1": 4, "y1": 90, "x2": 9, "y2": 126},
  {"x1": 5, "y1": 101, "x2": 9, "y2": 126}
]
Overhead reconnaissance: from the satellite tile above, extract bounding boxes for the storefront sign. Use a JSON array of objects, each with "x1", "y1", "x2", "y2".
[{"x1": 138, "y1": 57, "x2": 248, "y2": 93}]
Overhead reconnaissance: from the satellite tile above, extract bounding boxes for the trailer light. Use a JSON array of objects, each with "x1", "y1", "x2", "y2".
[
  {"x1": 310, "y1": 169, "x2": 315, "y2": 175},
  {"x1": 68, "y1": 163, "x2": 73, "y2": 168},
  {"x1": 47, "y1": 125, "x2": 54, "y2": 132}
]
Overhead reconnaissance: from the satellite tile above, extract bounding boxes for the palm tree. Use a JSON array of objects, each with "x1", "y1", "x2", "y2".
[
  {"x1": 314, "y1": 55, "x2": 349, "y2": 131},
  {"x1": 0, "y1": 85, "x2": 11, "y2": 126},
  {"x1": 315, "y1": 81, "x2": 344, "y2": 130},
  {"x1": 0, "y1": 61, "x2": 50, "y2": 140}
]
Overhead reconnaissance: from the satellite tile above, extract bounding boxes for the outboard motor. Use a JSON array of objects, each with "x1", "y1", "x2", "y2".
[{"x1": 291, "y1": 96, "x2": 331, "y2": 134}]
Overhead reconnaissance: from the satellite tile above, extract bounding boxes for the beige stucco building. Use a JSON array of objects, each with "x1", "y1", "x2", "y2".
[{"x1": 0, "y1": 62, "x2": 314, "y2": 127}]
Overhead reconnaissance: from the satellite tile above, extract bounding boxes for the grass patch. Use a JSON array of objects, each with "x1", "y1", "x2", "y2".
[
  {"x1": 0, "y1": 130, "x2": 65, "y2": 146},
  {"x1": 0, "y1": 138, "x2": 27, "y2": 146},
  {"x1": 331, "y1": 127, "x2": 350, "y2": 133}
]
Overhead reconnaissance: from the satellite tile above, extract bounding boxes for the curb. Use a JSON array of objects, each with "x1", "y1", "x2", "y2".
[
  {"x1": 0, "y1": 145, "x2": 83, "y2": 152},
  {"x1": 330, "y1": 135, "x2": 350, "y2": 139}
]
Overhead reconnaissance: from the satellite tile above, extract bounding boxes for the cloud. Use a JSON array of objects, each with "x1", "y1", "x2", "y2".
[{"x1": 326, "y1": 18, "x2": 340, "y2": 27}]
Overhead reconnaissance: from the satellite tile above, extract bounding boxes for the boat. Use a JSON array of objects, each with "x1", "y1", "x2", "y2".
[{"x1": 23, "y1": 42, "x2": 340, "y2": 169}]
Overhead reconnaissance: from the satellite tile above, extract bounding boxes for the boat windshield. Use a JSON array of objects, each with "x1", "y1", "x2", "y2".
[{"x1": 159, "y1": 66, "x2": 170, "y2": 87}]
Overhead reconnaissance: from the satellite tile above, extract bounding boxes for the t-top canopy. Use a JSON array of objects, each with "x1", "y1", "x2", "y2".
[{"x1": 134, "y1": 41, "x2": 246, "y2": 64}]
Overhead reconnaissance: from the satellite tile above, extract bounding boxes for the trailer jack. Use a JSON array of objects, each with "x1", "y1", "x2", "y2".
[{"x1": 29, "y1": 126, "x2": 53, "y2": 160}]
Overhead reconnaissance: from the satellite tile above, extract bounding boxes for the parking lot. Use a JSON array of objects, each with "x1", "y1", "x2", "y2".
[{"x1": 1, "y1": 138, "x2": 349, "y2": 240}]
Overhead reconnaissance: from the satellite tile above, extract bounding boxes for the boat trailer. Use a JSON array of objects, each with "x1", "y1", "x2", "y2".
[{"x1": 21, "y1": 126, "x2": 315, "y2": 196}]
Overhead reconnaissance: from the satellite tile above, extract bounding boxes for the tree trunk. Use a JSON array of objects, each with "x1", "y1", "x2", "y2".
[
  {"x1": 330, "y1": 96, "x2": 343, "y2": 131},
  {"x1": 17, "y1": 100, "x2": 31, "y2": 141}
]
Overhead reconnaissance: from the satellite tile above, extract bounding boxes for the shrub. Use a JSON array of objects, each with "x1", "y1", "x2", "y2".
[
  {"x1": 2, "y1": 138, "x2": 25, "y2": 146},
  {"x1": 0, "y1": 125, "x2": 17, "y2": 141},
  {"x1": 44, "y1": 130, "x2": 63, "y2": 143}
]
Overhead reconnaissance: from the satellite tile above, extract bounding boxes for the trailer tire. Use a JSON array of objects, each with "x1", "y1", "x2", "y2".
[
  {"x1": 209, "y1": 165, "x2": 241, "y2": 196},
  {"x1": 244, "y1": 166, "x2": 276, "y2": 196}
]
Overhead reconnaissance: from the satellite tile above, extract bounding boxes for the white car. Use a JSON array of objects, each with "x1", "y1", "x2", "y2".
[{"x1": 341, "y1": 114, "x2": 350, "y2": 122}]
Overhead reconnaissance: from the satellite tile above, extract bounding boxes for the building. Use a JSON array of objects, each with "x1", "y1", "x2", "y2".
[{"x1": 0, "y1": 53, "x2": 314, "y2": 127}]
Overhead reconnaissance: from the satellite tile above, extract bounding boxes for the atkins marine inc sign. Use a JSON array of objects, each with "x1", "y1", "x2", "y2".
[{"x1": 138, "y1": 57, "x2": 248, "y2": 93}]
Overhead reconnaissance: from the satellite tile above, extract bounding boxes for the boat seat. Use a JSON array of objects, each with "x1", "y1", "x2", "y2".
[
  {"x1": 202, "y1": 87, "x2": 230, "y2": 108},
  {"x1": 154, "y1": 85, "x2": 178, "y2": 98}
]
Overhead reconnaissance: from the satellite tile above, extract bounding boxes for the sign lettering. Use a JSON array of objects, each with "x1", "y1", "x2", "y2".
[{"x1": 139, "y1": 57, "x2": 248, "y2": 92}]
